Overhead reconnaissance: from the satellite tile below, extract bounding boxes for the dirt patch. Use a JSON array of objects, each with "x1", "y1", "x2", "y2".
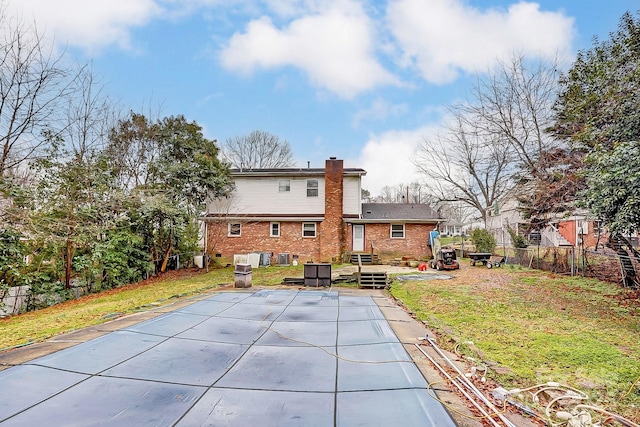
[{"x1": 396, "y1": 273, "x2": 453, "y2": 281}]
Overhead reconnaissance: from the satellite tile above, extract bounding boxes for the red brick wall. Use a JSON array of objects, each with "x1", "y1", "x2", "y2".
[
  {"x1": 320, "y1": 158, "x2": 345, "y2": 262},
  {"x1": 207, "y1": 221, "x2": 321, "y2": 264},
  {"x1": 208, "y1": 220, "x2": 437, "y2": 263},
  {"x1": 363, "y1": 223, "x2": 435, "y2": 260}
]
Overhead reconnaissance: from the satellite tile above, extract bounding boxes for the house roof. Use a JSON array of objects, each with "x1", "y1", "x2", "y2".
[
  {"x1": 360, "y1": 203, "x2": 443, "y2": 222},
  {"x1": 442, "y1": 220, "x2": 465, "y2": 227},
  {"x1": 230, "y1": 167, "x2": 366, "y2": 177}
]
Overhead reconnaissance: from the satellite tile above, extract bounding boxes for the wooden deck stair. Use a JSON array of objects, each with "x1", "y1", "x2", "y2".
[
  {"x1": 357, "y1": 271, "x2": 388, "y2": 289},
  {"x1": 350, "y1": 252, "x2": 378, "y2": 265}
]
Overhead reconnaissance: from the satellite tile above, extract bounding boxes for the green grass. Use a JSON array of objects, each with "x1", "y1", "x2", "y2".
[
  {"x1": 389, "y1": 266, "x2": 640, "y2": 420},
  {"x1": 0, "y1": 265, "x2": 308, "y2": 350}
]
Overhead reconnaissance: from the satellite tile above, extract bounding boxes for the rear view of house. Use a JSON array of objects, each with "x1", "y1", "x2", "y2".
[{"x1": 202, "y1": 158, "x2": 441, "y2": 265}]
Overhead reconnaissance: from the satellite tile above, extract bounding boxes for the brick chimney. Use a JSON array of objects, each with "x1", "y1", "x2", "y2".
[{"x1": 320, "y1": 157, "x2": 345, "y2": 262}]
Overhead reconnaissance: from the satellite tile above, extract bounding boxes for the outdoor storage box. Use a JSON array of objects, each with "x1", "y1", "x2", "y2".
[
  {"x1": 234, "y1": 263, "x2": 252, "y2": 288},
  {"x1": 303, "y1": 263, "x2": 331, "y2": 287}
]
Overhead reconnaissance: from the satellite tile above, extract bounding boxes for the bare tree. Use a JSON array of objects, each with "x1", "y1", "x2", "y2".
[
  {"x1": 222, "y1": 130, "x2": 295, "y2": 169},
  {"x1": 60, "y1": 64, "x2": 117, "y2": 160},
  {"x1": 462, "y1": 55, "x2": 562, "y2": 177},
  {"x1": 414, "y1": 55, "x2": 562, "y2": 225},
  {"x1": 435, "y1": 201, "x2": 475, "y2": 227},
  {"x1": 414, "y1": 115, "x2": 513, "y2": 225},
  {"x1": 372, "y1": 181, "x2": 428, "y2": 204},
  {"x1": 0, "y1": 8, "x2": 75, "y2": 176}
]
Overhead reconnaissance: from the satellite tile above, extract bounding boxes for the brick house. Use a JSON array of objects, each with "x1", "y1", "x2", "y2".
[{"x1": 202, "y1": 158, "x2": 442, "y2": 264}]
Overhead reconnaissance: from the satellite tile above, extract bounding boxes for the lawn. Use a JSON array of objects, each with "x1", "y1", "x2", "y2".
[
  {"x1": 1, "y1": 262, "x2": 639, "y2": 421},
  {"x1": 389, "y1": 263, "x2": 640, "y2": 422}
]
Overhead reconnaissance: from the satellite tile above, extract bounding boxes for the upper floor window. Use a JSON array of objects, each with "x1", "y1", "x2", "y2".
[
  {"x1": 302, "y1": 223, "x2": 317, "y2": 237},
  {"x1": 307, "y1": 180, "x2": 318, "y2": 197},
  {"x1": 390, "y1": 224, "x2": 405, "y2": 239},
  {"x1": 270, "y1": 222, "x2": 280, "y2": 237},
  {"x1": 228, "y1": 223, "x2": 241, "y2": 237},
  {"x1": 279, "y1": 180, "x2": 291, "y2": 192}
]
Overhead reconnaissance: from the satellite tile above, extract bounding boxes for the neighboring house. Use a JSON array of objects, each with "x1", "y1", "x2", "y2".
[
  {"x1": 202, "y1": 158, "x2": 443, "y2": 264},
  {"x1": 440, "y1": 220, "x2": 464, "y2": 236},
  {"x1": 486, "y1": 192, "x2": 527, "y2": 247},
  {"x1": 548, "y1": 212, "x2": 603, "y2": 248},
  {"x1": 486, "y1": 191, "x2": 605, "y2": 249},
  {"x1": 434, "y1": 201, "x2": 472, "y2": 237}
]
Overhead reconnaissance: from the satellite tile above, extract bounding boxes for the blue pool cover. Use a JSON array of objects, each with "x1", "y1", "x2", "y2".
[{"x1": 0, "y1": 290, "x2": 456, "y2": 426}]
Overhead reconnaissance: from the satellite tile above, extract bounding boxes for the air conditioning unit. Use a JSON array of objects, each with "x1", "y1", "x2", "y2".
[
  {"x1": 277, "y1": 253, "x2": 290, "y2": 266},
  {"x1": 260, "y1": 252, "x2": 271, "y2": 267}
]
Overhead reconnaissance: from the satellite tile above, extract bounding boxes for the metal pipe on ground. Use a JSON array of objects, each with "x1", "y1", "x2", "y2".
[
  {"x1": 425, "y1": 337, "x2": 517, "y2": 427},
  {"x1": 425, "y1": 338, "x2": 517, "y2": 427},
  {"x1": 414, "y1": 343, "x2": 502, "y2": 427}
]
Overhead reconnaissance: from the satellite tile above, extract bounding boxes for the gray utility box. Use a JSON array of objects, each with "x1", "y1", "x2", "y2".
[
  {"x1": 234, "y1": 263, "x2": 252, "y2": 288},
  {"x1": 303, "y1": 263, "x2": 331, "y2": 287}
]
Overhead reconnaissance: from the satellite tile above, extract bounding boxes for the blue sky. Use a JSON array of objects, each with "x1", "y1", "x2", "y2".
[{"x1": 7, "y1": 0, "x2": 638, "y2": 195}]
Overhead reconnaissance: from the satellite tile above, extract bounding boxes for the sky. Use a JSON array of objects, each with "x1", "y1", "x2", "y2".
[{"x1": 5, "y1": 0, "x2": 638, "y2": 195}]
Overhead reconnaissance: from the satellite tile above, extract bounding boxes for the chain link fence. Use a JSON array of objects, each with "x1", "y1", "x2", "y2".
[{"x1": 502, "y1": 246, "x2": 640, "y2": 288}]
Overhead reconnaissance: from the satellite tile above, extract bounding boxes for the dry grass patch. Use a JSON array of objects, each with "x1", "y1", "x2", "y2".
[{"x1": 0, "y1": 265, "x2": 308, "y2": 350}]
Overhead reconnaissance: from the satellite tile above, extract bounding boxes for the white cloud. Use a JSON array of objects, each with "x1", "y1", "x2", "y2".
[
  {"x1": 219, "y1": 0, "x2": 399, "y2": 98},
  {"x1": 349, "y1": 125, "x2": 439, "y2": 195},
  {"x1": 6, "y1": 0, "x2": 161, "y2": 51},
  {"x1": 351, "y1": 98, "x2": 408, "y2": 128},
  {"x1": 262, "y1": 0, "x2": 319, "y2": 18},
  {"x1": 386, "y1": 0, "x2": 575, "y2": 84}
]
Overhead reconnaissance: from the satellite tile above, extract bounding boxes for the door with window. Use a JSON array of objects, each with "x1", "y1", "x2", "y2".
[{"x1": 353, "y1": 224, "x2": 365, "y2": 251}]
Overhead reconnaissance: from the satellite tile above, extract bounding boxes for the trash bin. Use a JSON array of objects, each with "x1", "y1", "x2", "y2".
[
  {"x1": 234, "y1": 263, "x2": 252, "y2": 288},
  {"x1": 303, "y1": 263, "x2": 331, "y2": 287}
]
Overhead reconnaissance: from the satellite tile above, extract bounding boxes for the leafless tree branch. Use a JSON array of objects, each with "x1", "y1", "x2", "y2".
[{"x1": 222, "y1": 130, "x2": 295, "y2": 169}]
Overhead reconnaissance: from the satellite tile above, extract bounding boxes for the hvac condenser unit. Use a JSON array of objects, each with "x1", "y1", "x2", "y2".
[
  {"x1": 260, "y1": 252, "x2": 271, "y2": 267},
  {"x1": 277, "y1": 253, "x2": 290, "y2": 266}
]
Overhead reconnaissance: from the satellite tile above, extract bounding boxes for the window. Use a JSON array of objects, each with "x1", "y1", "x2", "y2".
[
  {"x1": 306, "y1": 179, "x2": 318, "y2": 197},
  {"x1": 302, "y1": 223, "x2": 317, "y2": 237},
  {"x1": 270, "y1": 222, "x2": 280, "y2": 237},
  {"x1": 279, "y1": 180, "x2": 290, "y2": 192},
  {"x1": 228, "y1": 223, "x2": 241, "y2": 237},
  {"x1": 579, "y1": 220, "x2": 589, "y2": 235},
  {"x1": 593, "y1": 221, "x2": 604, "y2": 235},
  {"x1": 391, "y1": 224, "x2": 405, "y2": 238}
]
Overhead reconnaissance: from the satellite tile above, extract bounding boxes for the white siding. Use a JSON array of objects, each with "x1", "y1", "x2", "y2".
[
  {"x1": 208, "y1": 176, "x2": 326, "y2": 215},
  {"x1": 343, "y1": 176, "x2": 361, "y2": 216}
]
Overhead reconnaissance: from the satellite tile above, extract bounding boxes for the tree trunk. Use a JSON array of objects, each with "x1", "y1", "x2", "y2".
[
  {"x1": 65, "y1": 239, "x2": 73, "y2": 289},
  {"x1": 160, "y1": 244, "x2": 172, "y2": 274}
]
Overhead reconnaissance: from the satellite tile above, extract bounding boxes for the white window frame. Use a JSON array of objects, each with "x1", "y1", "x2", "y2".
[
  {"x1": 279, "y1": 180, "x2": 291, "y2": 192},
  {"x1": 270, "y1": 222, "x2": 280, "y2": 237},
  {"x1": 228, "y1": 223, "x2": 241, "y2": 237},
  {"x1": 302, "y1": 222, "x2": 317, "y2": 238},
  {"x1": 306, "y1": 179, "x2": 318, "y2": 197},
  {"x1": 390, "y1": 224, "x2": 405, "y2": 239}
]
